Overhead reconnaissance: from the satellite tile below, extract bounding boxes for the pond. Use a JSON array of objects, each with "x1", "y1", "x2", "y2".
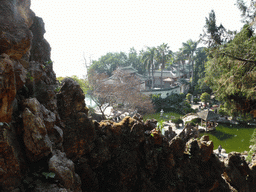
[{"x1": 200, "y1": 123, "x2": 256, "y2": 153}]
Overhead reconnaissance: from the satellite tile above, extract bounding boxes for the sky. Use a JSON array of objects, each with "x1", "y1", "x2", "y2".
[{"x1": 31, "y1": 0, "x2": 247, "y2": 78}]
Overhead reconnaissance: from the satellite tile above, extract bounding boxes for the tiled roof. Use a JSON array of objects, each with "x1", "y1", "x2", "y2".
[{"x1": 197, "y1": 110, "x2": 220, "y2": 121}]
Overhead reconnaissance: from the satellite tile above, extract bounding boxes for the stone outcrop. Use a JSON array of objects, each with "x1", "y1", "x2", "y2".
[
  {"x1": 57, "y1": 78, "x2": 95, "y2": 161},
  {"x1": 22, "y1": 98, "x2": 52, "y2": 162},
  {"x1": 1, "y1": 0, "x2": 256, "y2": 191},
  {"x1": 0, "y1": 123, "x2": 26, "y2": 191},
  {"x1": 0, "y1": 54, "x2": 17, "y2": 123},
  {"x1": 0, "y1": 0, "x2": 34, "y2": 60},
  {"x1": 49, "y1": 150, "x2": 81, "y2": 191}
]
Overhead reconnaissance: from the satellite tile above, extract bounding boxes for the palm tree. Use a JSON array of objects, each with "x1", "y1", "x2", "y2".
[
  {"x1": 156, "y1": 43, "x2": 173, "y2": 88},
  {"x1": 142, "y1": 47, "x2": 157, "y2": 89},
  {"x1": 174, "y1": 51, "x2": 183, "y2": 80},
  {"x1": 182, "y1": 39, "x2": 198, "y2": 87}
]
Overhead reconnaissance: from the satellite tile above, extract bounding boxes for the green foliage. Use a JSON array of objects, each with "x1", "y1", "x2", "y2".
[
  {"x1": 236, "y1": 0, "x2": 256, "y2": 23},
  {"x1": 44, "y1": 60, "x2": 53, "y2": 65},
  {"x1": 186, "y1": 93, "x2": 192, "y2": 103},
  {"x1": 172, "y1": 118, "x2": 183, "y2": 125},
  {"x1": 182, "y1": 39, "x2": 198, "y2": 88},
  {"x1": 143, "y1": 111, "x2": 182, "y2": 123},
  {"x1": 157, "y1": 120, "x2": 164, "y2": 132},
  {"x1": 54, "y1": 86, "x2": 61, "y2": 93},
  {"x1": 26, "y1": 72, "x2": 34, "y2": 81},
  {"x1": 218, "y1": 108, "x2": 228, "y2": 117},
  {"x1": 142, "y1": 47, "x2": 158, "y2": 88},
  {"x1": 185, "y1": 118, "x2": 201, "y2": 126},
  {"x1": 151, "y1": 93, "x2": 184, "y2": 110},
  {"x1": 201, "y1": 23, "x2": 256, "y2": 116},
  {"x1": 193, "y1": 97, "x2": 200, "y2": 104},
  {"x1": 42, "y1": 172, "x2": 55, "y2": 179},
  {"x1": 247, "y1": 129, "x2": 256, "y2": 161},
  {"x1": 156, "y1": 43, "x2": 173, "y2": 88},
  {"x1": 88, "y1": 52, "x2": 130, "y2": 76},
  {"x1": 200, "y1": 92, "x2": 210, "y2": 105}
]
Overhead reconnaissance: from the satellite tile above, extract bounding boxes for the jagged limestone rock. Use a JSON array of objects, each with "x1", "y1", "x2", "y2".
[
  {"x1": 0, "y1": 123, "x2": 25, "y2": 191},
  {"x1": 49, "y1": 150, "x2": 82, "y2": 192},
  {"x1": 22, "y1": 98, "x2": 52, "y2": 162},
  {"x1": 0, "y1": 0, "x2": 34, "y2": 60}
]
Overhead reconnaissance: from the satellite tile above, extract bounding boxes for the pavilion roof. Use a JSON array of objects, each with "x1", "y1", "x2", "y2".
[{"x1": 197, "y1": 109, "x2": 220, "y2": 121}]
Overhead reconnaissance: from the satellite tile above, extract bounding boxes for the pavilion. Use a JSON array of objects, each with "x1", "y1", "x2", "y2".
[{"x1": 197, "y1": 109, "x2": 220, "y2": 131}]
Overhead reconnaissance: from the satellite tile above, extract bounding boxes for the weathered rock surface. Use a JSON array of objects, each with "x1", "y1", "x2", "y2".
[
  {"x1": 0, "y1": 54, "x2": 16, "y2": 123},
  {"x1": 0, "y1": 0, "x2": 33, "y2": 60},
  {"x1": 0, "y1": 123, "x2": 25, "y2": 191},
  {"x1": 49, "y1": 150, "x2": 81, "y2": 192},
  {"x1": 1, "y1": 0, "x2": 256, "y2": 191},
  {"x1": 22, "y1": 99, "x2": 52, "y2": 162},
  {"x1": 57, "y1": 78, "x2": 95, "y2": 161}
]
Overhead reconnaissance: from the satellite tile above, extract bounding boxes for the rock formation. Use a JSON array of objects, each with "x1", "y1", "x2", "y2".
[{"x1": 1, "y1": 0, "x2": 256, "y2": 191}]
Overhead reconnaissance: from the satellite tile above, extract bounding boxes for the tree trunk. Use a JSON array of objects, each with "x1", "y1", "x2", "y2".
[
  {"x1": 191, "y1": 59, "x2": 194, "y2": 92},
  {"x1": 151, "y1": 64, "x2": 154, "y2": 89},
  {"x1": 160, "y1": 67, "x2": 163, "y2": 89}
]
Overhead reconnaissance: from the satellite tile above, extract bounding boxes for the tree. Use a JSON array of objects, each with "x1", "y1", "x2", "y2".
[
  {"x1": 87, "y1": 70, "x2": 115, "y2": 119},
  {"x1": 186, "y1": 93, "x2": 192, "y2": 103},
  {"x1": 127, "y1": 47, "x2": 145, "y2": 75},
  {"x1": 193, "y1": 47, "x2": 208, "y2": 94},
  {"x1": 88, "y1": 52, "x2": 128, "y2": 77},
  {"x1": 142, "y1": 47, "x2": 157, "y2": 89},
  {"x1": 182, "y1": 39, "x2": 198, "y2": 88},
  {"x1": 156, "y1": 43, "x2": 173, "y2": 88},
  {"x1": 200, "y1": 92, "x2": 210, "y2": 107},
  {"x1": 174, "y1": 49, "x2": 186, "y2": 79},
  {"x1": 109, "y1": 68, "x2": 155, "y2": 115},
  {"x1": 202, "y1": 24, "x2": 256, "y2": 116},
  {"x1": 200, "y1": 10, "x2": 234, "y2": 48},
  {"x1": 88, "y1": 68, "x2": 155, "y2": 118},
  {"x1": 236, "y1": 0, "x2": 256, "y2": 24}
]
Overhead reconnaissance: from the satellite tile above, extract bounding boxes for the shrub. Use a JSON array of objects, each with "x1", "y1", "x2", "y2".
[
  {"x1": 172, "y1": 118, "x2": 183, "y2": 125},
  {"x1": 184, "y1": 107, "x2": 195, "y2": 114},
  {"x1": 200, "y1": 92, "x2": 210, "y2": 105},
  {"x1": 247, "y1": 129, "x2": 256, "y2": 161},
  {"x1": 193, "y1": 97, "x2": 200, "y2": 104},
  {"x1": 186, "y1": 93, "x2": 192, "y2": 103},
  {"x1": 185, "y1": 121, "x2": 196, "y2": 126},
  {"x1": 218, "y1": 108, "x2": 228, "y2": 117}
]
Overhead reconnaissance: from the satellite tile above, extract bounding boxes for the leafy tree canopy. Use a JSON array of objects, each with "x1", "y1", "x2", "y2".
[
  {"x1": 200, "y1": 92, "x2": 210, "y2": 105},
  {"x1": 202, "y1": 23, "x2": 256, "y2": 116}
]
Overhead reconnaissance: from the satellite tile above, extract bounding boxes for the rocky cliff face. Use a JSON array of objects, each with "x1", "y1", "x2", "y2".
[{"x1": 1, "y1": 1, "x2": 256, "y2": 192}]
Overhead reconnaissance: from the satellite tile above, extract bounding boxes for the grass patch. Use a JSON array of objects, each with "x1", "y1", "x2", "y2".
[
  {"x1": 143, "y1": 111, "x2": 183, "y2": 122},
  {"x1": 200, "y1": 123, "x2": 256, "y2": 153}
]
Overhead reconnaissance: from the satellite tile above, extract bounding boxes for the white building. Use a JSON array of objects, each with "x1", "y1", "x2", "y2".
[{"x1": 104, "y1": 65, "x2": 190, "y2": 98}]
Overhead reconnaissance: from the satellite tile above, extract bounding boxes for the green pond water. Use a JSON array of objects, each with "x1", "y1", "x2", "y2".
[{"x1": 200, "y1": 123, "x2": 256, "y2": 153}]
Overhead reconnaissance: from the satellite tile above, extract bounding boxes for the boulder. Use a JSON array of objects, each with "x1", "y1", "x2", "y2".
[
  {"x1": 0, "y1": 123, "x2": 25, "y2": 191},
  {"x1": 225, "y1": 152, "x2": 252, "y2": 191},
  {"x1": 57, "y1": 78, "x2": 95, "y2": 161},
  {"x1": 22, "y1": 98, "x2": 52, "y2": 162},
  {"x1": 169, "y1": 136, "x2": 185, "y2": 158},
  {"x1": 49, "y1": 150, "x2": 82, "y2": 192},
  {"x1": 0, "y1": 54, "x2": 16, "y2": 123},
  {"x1": 198, "y1": 140, "x2": 214, "y2": 162}
]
